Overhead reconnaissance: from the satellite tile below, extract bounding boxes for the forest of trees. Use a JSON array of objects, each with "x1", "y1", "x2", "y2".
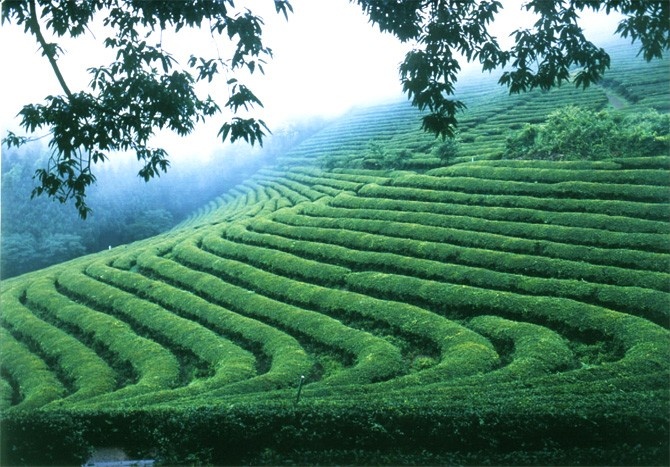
[{"x1": 1, "y1": 120, "x2": 325, "y2": 279}]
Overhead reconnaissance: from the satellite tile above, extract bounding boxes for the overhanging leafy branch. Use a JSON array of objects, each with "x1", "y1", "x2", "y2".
[{"x1": 2, "y1": 0, "x2": 289, "y2": 218}]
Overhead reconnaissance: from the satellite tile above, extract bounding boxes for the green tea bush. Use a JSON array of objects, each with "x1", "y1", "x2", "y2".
[
  {"x1": 310, "y1": 183, "x2": 348, "y2": 197},
  {"x1": 298, "y1": 202, "x2": 670, "y2": 256},
  {"x1": 269, "y1": 210, "x2": 670, "y2": 289},
  {"x1": 300, "y1": 167, "x2": 391, "y2": 185},
  {"x1": 85, "y1": 262, "x2": 259, "y2": 390},
  {"x1": 427, "y1": 165, "x2": 670, "y2": 187},
  {"x1": 358, "y1": 183, "x2": 670, "y2": 221},
  {"x1": 392, "y1": 173, "x2": 669, "y2": 203},
  {"x1": 272, "y1": 177, "x2": 326, "y2": 202},
  {"x1": 57, "y1": 268, "x2": 254, "y2": 391},
  {"x1": 131, "y1": 248, "x2": 315, "y2": 397},
  {"x1": 171, "y1": 240, "x2": 405, "y2": 385},
  {"x1": 23, "y1": 275, "x2": 181, "y2": 405},
  {"x1": 2, "y1": 281, "x2": 118, "y2": 404},
  {"x1": 0, "y1": 377, "x2": 12, "y2": 411},
  {"x1": 467, "y1": 315, "x2": 575, "y2": 376},
  {"x1": 613, "y1": 156, "x2": 670, "y2": 169},
  {"x1": 194, "y1": 233, "x2": 497, "y2": 353},
  {"x1": 283, "y1": 171, "x2": 365, "y2": 192},
  {"x1": 4, "y1": 387, "x2": 667, "y2": 466},
  {"x1": 251, "y1": 216, "x2": 669, "y2": 292},
  {"x1": 95, "y1": 258, "x2": 309, "y2": 384},
  {"x1": 139, "y1": 244, "x2": 404, "y2": 386},
  {"x1": 331, "y1": 192, "x2": 670, "y2": 234},
  {"x1": 0, "y1": 326, "x2": 66, "y2": 411},
  {"x1": 226, "y1": 222, "x2": 668, "y2": 324},
  {"x1": 457, "y1": 159, "x2": 625, "y2": 170},
  {"x1": 255, "y1": 178, "x2": 310, "y2": 205},
  {"x1": 345, "y1": 271, "x2": 670, "y2": 363},
  {"x1": 190, "y1": 234, "x2": 506, "y2": 385},
  {"x1": 202, "y1": 231, "x2": 350, "y2": 287}
]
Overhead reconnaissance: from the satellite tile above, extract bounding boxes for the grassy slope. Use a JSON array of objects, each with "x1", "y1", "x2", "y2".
[{"x1": 1, "y1": 41, "x2": 669, "y2": 465}]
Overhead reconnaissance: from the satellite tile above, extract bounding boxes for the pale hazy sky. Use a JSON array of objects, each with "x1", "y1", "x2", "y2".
[{"x1": 0, "y1": 0, "x2": 624, "y2": 160}]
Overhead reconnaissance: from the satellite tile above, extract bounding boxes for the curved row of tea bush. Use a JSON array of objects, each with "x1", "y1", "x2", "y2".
[
  {"x1": 357, "y1": 183, "x2": 670, "y2": 221},
  {"x1": 254, "y1": 177, "x2": 311, "y2": 205},
  {"x1": 472, "y1": 156, "x2": 670, "y2": 170},
  {"x1": 393, "y1": 173, "x2": 669, "y2": 203},
  {"x1": 23, "y1": 274, "x2": 189, "y2": 405},
  {"x1": 345, "y1": 271, "x2": 669, "y2": 356},
  {"x1": 257, "y1": 170, "x2": 326, "y2": 202},
  {"x1": 201, "y1": 228, "x2": 501, "y2": 369},
  {"x1": 56, "y1": 268, "x2": 252, "y2": 391},
  {"x1": 1, "y1": 281, "x2": 120, "y2": 406},
  {"x1": 0, "y1": 326, "x2": 66, "y2": 411},
  {"x1": 281, "y1": 171, "x2": 367, "y2": 193},
  {"x1": 427, "y1": 165, "x2": 670, "y2": 186},
  {"x1": 296, "y1": 202, "x2": 669, "y2": 255},
  {"x1": 138, "y1": 241, "x2": 406, "y2": 387},
  {"x1": 249, "y1": 215, "x2": 669, "y2": 293},
  {"x1": 186, "y1": 233, "x2": 501, "y2": 386},
  {"x1": 129, "y1": 246, "x2": 317, "y2": 394},
  {"x1": 296, "y1": 167, "x2": 392, "y2": 185},
  {"x1": 329, "y1": 192, "x2": 670, "y2": 234},
  {"x1": 222, "y1": 222, "x2": 668, "y2": 324},
  {"x1": 466, "y1": 315, "x2": 576, "y2": 376},
  {"x1": 74, "y1": 257, "x2": 315, "y2": 406},
  {"x1": 264, "y1": 209, "x2": 669, "y2": 291}
]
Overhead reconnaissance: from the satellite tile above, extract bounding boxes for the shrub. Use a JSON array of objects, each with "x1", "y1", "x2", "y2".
[
  {"x1": 432, "y1": 137, "x2": 460, "y2": 163},
  {"x1": 298, "y1": 202, "x2": 670, "y2": 258},
  {"x1": 392, "y1": 173, "x2": 669, "y2": 203},
  {"x1": 504, "y1": 106, "x2": 670, "y2": 160},
  {"x1": 344, "y1": 270, "x2": 670, "y2": 366},
  {"x1": 467, "y1": 315, "x2": 575, "y2": 377}
]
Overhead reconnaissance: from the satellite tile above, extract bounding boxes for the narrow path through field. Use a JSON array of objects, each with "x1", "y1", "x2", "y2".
[{"x1": 601, "y1": 85, "x2": 630, "y2": 109}]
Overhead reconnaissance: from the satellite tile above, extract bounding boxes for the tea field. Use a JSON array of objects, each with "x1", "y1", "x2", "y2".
[{"x1": 1, "y1": 41, "x2": 669, "y2": 465}]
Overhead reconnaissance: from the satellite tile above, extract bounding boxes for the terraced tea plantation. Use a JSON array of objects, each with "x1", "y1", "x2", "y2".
[{"x1": 1, "y1": 42, "x2": 669, "y2": 465}]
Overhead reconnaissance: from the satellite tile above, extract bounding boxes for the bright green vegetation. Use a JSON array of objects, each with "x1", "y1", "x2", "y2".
[
  {"x1": 1, "y1": 42, "x2": 669, "y2": 466},
  {"x1": 503, "y1": 106, "x2": 670, "y2": 161}
]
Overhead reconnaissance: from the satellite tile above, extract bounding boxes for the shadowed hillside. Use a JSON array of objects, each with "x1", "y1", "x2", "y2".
[{"x1": 1, "y1": 41, "x2": 668, "y2": 466}]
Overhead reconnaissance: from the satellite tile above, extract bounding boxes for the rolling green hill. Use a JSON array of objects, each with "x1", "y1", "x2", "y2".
[{"x1": 1, "y1": 41, "x2": 669, "y2": 465}]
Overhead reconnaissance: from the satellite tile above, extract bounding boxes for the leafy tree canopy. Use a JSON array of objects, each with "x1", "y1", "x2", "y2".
[
  {"x1": 2, "y1": 0, "x2": 668, "y2": 217},
  {"x1": 504, "y1": 106, "x2": 670, "y2": 160}
]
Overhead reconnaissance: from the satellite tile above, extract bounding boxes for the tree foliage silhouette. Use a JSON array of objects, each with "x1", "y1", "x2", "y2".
[{"x1": 2, "y1": 0, "x2": 668, "y2": 217}]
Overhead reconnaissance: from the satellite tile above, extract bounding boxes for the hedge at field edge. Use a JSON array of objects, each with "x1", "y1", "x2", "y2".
[{"x1": 1, "y1": 389, "x2": 668, "y2": 466}]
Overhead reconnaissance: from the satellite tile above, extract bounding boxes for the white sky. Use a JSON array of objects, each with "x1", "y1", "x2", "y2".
[{"x1": 0, "y1": 0, "x2": 625, "y2": 161}]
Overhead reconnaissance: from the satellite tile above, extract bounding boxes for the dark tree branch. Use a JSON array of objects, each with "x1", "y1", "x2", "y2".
[{"x1": 27, "y1": 0, "x2": 73, "y2": 99}]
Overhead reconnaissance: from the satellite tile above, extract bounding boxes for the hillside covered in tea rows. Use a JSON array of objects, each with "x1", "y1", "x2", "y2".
[{"x1": 1, "y1": 41, "x2": 669, "y2": 465}]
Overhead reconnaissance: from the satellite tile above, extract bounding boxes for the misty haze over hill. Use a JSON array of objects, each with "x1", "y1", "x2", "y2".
[{"x1": 1, "y1": 35, "x2": 663, "y2": 279}]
